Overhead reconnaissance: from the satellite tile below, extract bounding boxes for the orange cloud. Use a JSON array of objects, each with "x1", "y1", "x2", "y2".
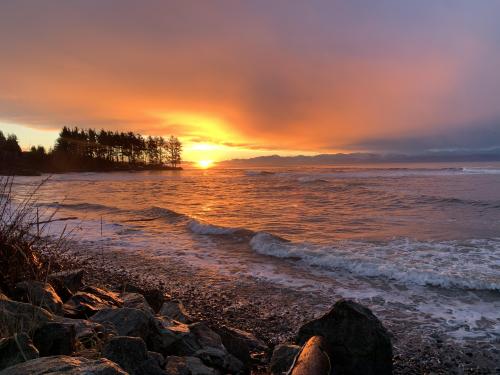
[{"x1": 1, "y1": 1, "x2": 499, "y2": 160}]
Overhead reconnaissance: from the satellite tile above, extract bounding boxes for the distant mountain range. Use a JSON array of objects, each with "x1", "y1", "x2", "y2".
[{"x1": 222, "y1": 149, "x2": 500, "y2": 166}]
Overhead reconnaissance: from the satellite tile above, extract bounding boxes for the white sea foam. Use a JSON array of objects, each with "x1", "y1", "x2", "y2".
[
  {"x1": 187, "y1": 219, "x2": 242, "y2": 235},
  {"x1": 249, "y1": 232, "x2": 500, "y2": 291},
  {"x1": 297, "y1": 176, "x2": 328, "y2": 183},
  {"x1": 461, "y1": 167, "x2": 500, "y2": 175}
]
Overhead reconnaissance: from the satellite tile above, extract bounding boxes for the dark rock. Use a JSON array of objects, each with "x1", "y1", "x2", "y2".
[
  {"x1": 48, "y1": 269, "x2": 85, "y2": 293},
  {"x1": 165, "y1": 356, "x2": 216, "y2": 375},
  {"x1": 102, "y1": 336, "x2": 164, "y2": 375},
  {"x1": 122, "y1": 284, "x2": 169, "y2": 313},
  {"x1": 122, "y1": 292, "x2": 155, "y2": 315},
  {"x1": 63, "y1": 291, "x2": 117, "y2": 318},
  {"x1": 0, "y1": 333, "x2": 39, "y2": 371},
  {"x1": 159, "y1": 301, "x2": 193, "y2": 323},
  {"x1": 148, "y1": 351, "x2": 166, "y2": 368},
  {"x1": 169, "y1": 322, "x2": 225, "y2": 357},
  {"x1": 194, "y1": 347, "x2": 245, "y2": 374},
  {"x1": 0, "y1": 300, "x2": 53, "y2": 336},
  {"x1": 82, "y1": 286, "x2": 123, "y2": 307},
  {"x1": 296, "y1": 299, "x2": 392, "y2": 375},
  {"x1": 90, "y1": 308, "x2": 154, "y2": 342},
  {"x1": 215, "y1": 326, "x2": 267, "y2": 364},
  {"x1": 13, "y1": 281, "x2": 63, "y2": 314},
  {"x1": 32, "y1": 322, "x2": 76, "y2": 356},
  {"x1": 134, "y1": 358, "x2": 167, "y2": 375},
  {"x1": 150, "y1": 317, "x2": 192, "y2": 354},
  {"x1": 190, "y1": 323, "x2": 224, "y2": 350},
  {"x1": 270, "y1": 344, "x2": 301, "y2": 375},
  {"x1": 0, "y1": 290, "x2": 9, "y2": 301},
  {"x1": 58, "y1": 317, "x2": 107, "y2": 348},
  {"x1": 289, "y1": 336, "x2": 331, "y2": 375},
  {"x1": 0, "y1": 355, "x2": 127, "y2": 374}
]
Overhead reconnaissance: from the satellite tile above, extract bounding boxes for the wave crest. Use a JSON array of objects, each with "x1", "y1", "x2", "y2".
[{"x1": 250, "y1": 233, "x2": 500, "y2": 291}]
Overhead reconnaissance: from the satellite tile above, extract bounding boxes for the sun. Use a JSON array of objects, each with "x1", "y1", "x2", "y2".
[{"x1": 197, "y1": 160, "x2": 214, "y2": 169}]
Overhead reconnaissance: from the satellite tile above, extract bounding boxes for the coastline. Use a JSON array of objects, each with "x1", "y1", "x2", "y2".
[{"x1": 68, "y1": 242, "x2": 499, "y2": 374}]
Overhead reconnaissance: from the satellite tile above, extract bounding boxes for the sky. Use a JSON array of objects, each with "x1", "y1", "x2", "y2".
[{"x1": 1, "y1": 1, "x2": 500, "y2": 162}]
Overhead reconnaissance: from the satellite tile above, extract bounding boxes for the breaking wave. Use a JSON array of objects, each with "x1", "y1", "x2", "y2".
[
  {"x1": 249, "y1": 232, "x2": 500, "y2": 291},
  {"x1": 187, "y1": 219, "x2": 254, "y2": 237}
]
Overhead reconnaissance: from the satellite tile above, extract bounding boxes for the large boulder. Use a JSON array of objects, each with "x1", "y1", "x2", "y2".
[
  {"x1": 0, "y1": 290, "x2": 9, "y2": 301},
  {"x1": 32, "y1": 322, "x2": 76, "y2": 356},
  {"x1": 270, "y1": 344, "x2": 301, "y2": 375},
  {"x1": 63, "y1": 291, "x2": 118, "y2": 319},
  {"x1": 122, "y1": 293, "x2": 155, "y2": 315},
  {"x1": 0, "y1": 333, "x2": 39, "y2": 371},
  {"x1": 48, "y1": 269, "x2": 85, "y2": 294},
  {"x1": 215, "y1": 326, "x2": 267, "y2": 365},
  {"x1": 121, "y1": 284, "x2": 168, "y2": 313},
  {"x1": 289, "y1": 336, "x2": 330, "y2": 375},
  {"x1": 82, "y1": 286, "x2": 123, "y2": 307},
  {"x1": 90, "y1": 308, "x2": 154, "y2": 342},
  {"x1": 150, "y1": 316, "x2": 198, "y2": 355},
  {"x1": 0, "y1": 300, "x2": 53, "y2": 336},
  {"x1": 159, "y1": 301, "x2": 193, "y2": 323},
  {"x1": 296, "y1": 299, "x2": 392, "y2": 375},
  {"x1": 58, "y1": 317, "x2": 107, "y2": 348},
  {"x1": 14, "y1": 281, "x2": 63, "y2": 314},
  {"x1": 165, "y1": 356, "x2": 216, "y2": 375},
  {"x1": 102, "y1": 336, "x2": 164, "y2": 375},
  {"x1": 48, "y1": 269, "x2": 85, "y2": 302},
  {"x1": 0, "y1": 355, "x2": 127, "y2": 374},
  {"x1": 194, "y1": 347, "x2": 245, "y2": 374}
]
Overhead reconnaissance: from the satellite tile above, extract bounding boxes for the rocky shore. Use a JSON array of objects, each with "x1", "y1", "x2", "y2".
[
  {"x1": 0, "y1": 264, "x2": 393, "y2": 375},
  {"x1": 1, "y1": 241, "x2": 498, "y2": 375}
]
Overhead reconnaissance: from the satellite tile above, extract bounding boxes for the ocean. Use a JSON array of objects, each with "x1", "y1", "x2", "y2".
[{"x1": 14, "y1": 163, "x2": 500, "y2": 350}]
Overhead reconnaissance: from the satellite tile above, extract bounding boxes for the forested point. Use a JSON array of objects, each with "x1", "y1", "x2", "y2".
[{"x1": 0, "y1": 127, "x2": 183, "y2": 175}]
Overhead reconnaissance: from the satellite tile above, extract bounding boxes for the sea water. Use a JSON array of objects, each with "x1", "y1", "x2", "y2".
[{"x1": 13, "y1": 163, "x2": 500, "y2": 345}]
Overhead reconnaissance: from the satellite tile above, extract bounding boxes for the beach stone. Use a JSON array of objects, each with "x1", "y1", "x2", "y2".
[
  {"x1": 0, "y1": 289, "x2": 9, "y2": 301},
  {"x1": 270, "y1": 344, "x2": 301, "y2": 375},
  {"x1": 165, "y1": 356, "x2": 216, "y2": 375},
  {"x1": 0, "y1": 300, "x2": 53, "y2": 336},
  {"x1": 134, "y1": 358, "x2": 167, "y2": 375},
  {"x1": 102, "y1": 336, "x2": 165, "y2": 375},
  {"x1": 82, "y1": 286, "x2": 123, "y2": 307},
  {"x1": 215, "y1": 325, "x2": 267, "y2": 364},
  {"x1": 296, "y1": 299, "x2": 392, "y2": 375},
  {"x1": 289, "y1": 336, "x2": 330, "y2": 375},
  {"x1": 90, "y1": 307, "x2": 154, "y2": 342},
  {"x1": 148, "y1": 351, "x2": 166, "y2": 368},
  {"x1": 63, "y1": 291, "x2": 117, "y2": 318},
  {"x1": 194, "y1": 347, "x2": 245, "y2": 374},
  {"x1": 0, "y1": 355, "x2": 127, "y2": 374},
  {"x1": 14, "y1": 280, "x2": 63, "y2": 314},
  {"x1": 151, "y1": 317, "x2": 192, "y2": 354},
  {"x1": 48, "y1": 269, "x2": 85, "y2": 293},
  {"x1": 122, "y1": 292, "x2": 155, "y2": 315},
  {"x1": 190, "y1": 322, "x2": 224, "y2": 350},
  {"x1": 32, "y1": 321, "x2": 76, "y2": 356},
  {"x1": 58, "y1": 317, "x2": 107, "y2": 348},
  {"x1": 159, "y1": 301, "x2": 193, "y2": 323},
  {"x1": 0, "y1": 333, "x2": 39, "y2": 371},
  {"x1": 172, "y1": 322, "x2": 227, "y2": 357},
  {"x1": 122, "y1": 284, "x2": 168, "y2": 313}
]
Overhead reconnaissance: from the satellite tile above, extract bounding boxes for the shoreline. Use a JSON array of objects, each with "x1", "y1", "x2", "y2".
[{"x1": 69, "y1": 243, "x2": 500, "y2": 374}]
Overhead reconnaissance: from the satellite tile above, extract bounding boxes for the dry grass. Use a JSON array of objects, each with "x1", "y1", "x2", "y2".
[{"x1": 0, "y1": 176, "x2": 69, "y2": 296}]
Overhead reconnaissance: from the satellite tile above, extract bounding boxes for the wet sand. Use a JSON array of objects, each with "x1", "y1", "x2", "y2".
[{"x1": 70, "y1": 244, "x2": 500, "y2": 374}]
